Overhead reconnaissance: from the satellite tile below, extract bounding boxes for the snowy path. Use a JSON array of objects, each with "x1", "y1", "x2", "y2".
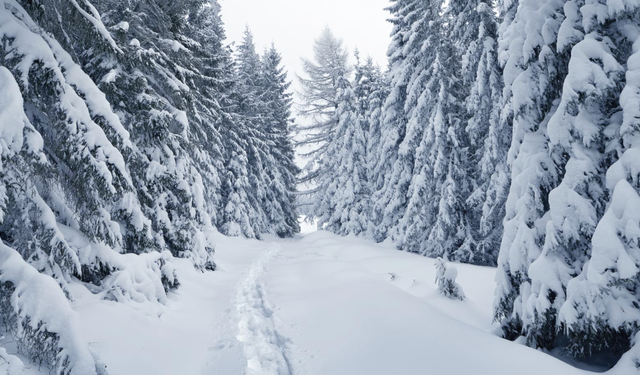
[
  {"x1": 235, "y1": 244, "x2": 294, "y2": 375},
  {"x1": 31, "y1": 230, "x2": 633, "y2": 374}
]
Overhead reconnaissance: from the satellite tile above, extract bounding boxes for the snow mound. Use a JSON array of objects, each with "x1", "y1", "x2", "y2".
[
  {"x1": 59, "y1": 225, "x2": 178, "y2": 305},
  {"x1": 0, "y1": 243, "x2": 103, "y2": 375}
]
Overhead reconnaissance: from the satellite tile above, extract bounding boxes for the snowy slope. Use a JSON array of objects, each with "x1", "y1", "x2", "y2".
[{"x1": 4, "y1": 229, "x2": 635, "y2": 374}]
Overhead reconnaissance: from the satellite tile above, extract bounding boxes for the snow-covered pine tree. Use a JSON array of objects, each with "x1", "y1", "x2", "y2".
[
  {"x1": 382, "y1": 0, "x2": 473, "y2": 263},
  {"x1": 493, "y1": 0, "x2": 571, "y2": 341},
  {"x1": 86, "y1": 0, "x2": 222, "y2": 269},
  {"x1": 0, "y1": 0, "x2": 152, "y2": 285},
  {"x1": 523, "y1": 1, "x2": 626, "y2": 350},
  {"x1": 0, "y1": 1, "x2": 177, "y2": 370},
  {"x1": 421, "y1": 42, "x2": 473, "y2": 262},
  {"x1": 217, "y1": 112, "x2": 259, "y2": 239},
  {"x1": 556, "y1": 0, "x2": 640, "y2": 358},
  {"x1": 314, "y1": 75, "x2": 370, "y2": 235},
  {"x1": 361, "y1": 63, "x2": 389, "y2": 224},
  {"x1": 260, "y1": 44, "x2": 301, "y2": 237},
  {"x1": 354, "y1": 55, "x2": 386, "y2": 235},
  {"x1": 370, "y1": 0, "x2": 429, "y2": 242},
  {"x1": 220, "y1": 26, "x2": 269, "y2": 238},
  {"x1": 451, "y1": 0, "x2": 507, "y2": 266},
  {"x1": 296, "y1": 27, "x2": 351, "y2": 214}
]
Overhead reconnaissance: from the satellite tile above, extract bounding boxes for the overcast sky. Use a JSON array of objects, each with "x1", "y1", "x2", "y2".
[{"x1": 219, "y1": 0, "x2": 393, "y2": 89}]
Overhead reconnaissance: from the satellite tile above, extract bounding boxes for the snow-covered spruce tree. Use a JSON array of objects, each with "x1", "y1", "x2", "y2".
[
  {"x1": 224, "y1": 28, "x2": 300, "y2": 239},
  {"x1": 234, "y1": 28, "x2": 302, "y2": 239},
  {"x1": 360, "y1": 62, "x2": 389, "y2": 219},
  {"x1": 0, "y1": 37, "x2": 105, "y2": 375},
  {"x1": 85, "y1": 0, "x2": 222, "y2": 269},
  {"x1": 260, "y1": 44, "x2": 301, "y2": 237},
  {"x1": 314, "y1": 53, "x2": 382, "y2": 236},
  {"x1": 370, "y1": 0, "x2": 430, "y2": 242},
  {"x1": 0, "y1": 0, "x2": 161, "y2": 287},
  {"x1": 296, "y1": 27, "x2": 351, "y2": 214},
  {"x1": 217, "y1": 112, "x2": 259, "y2": 239},
  {"x1": 493, "y1": 0, "x2": 571, "y2": 342},
  {"x1": 421, "y1": 42, "x2": 474, "y2": 263},
  {"x1": 384, "y1": 0, "x2": 473, "y2": 263},
  {"x1": 220, "y1": 26, "x2": 269, "y2": 238},
  {"x1": 314, "y1": 75, "x2": 370, "y2": 235},
  {"x1": 451, "y1": 0, "x2": 507, "y2": 266},
  {"x1": 354, "y1": 55, "x2": 387, "y2": 236},
  {"x1": 556, "y1": 1, "x2": 640, "y2": 358},
  {"x1": 525, "y1": 2, "x2": 625, "y2": 350}
]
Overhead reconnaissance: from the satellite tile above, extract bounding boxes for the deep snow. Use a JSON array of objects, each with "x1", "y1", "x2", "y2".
[{"x1": 2, "y1": 227, "x2": 636, "y2": 374}]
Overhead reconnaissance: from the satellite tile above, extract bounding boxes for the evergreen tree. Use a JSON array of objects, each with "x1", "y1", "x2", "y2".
[
  {"x1": 296, "y1": 27, "x2": 351, "y2": 213},
  {"x1": 314, "y1": 76, "x2": 369, "y2": 235},
  {"x1": 422, "y1": 41, "x2": 473, "y2": 262},
  {"x1": 453, "y1": 0, "x2": 507, "y2": 265},
  {"x1": 556, "y1": 0, "x2": 640, "y2": 358},
  {"x1": 361, "y1": 63, "x2": 389, "y2": 211},
  {"x1": 526, "y1": 2, "x2": 624, "y2": 349},
  {"x1": 1, "y1": 0, "x2": 151, "y2": 284},
  {"x1": 260, "y1": 44, "x2": 301, "y2": 237},
  {"x1": 377, "y1": 0, "x2": 475, "y2": 263},
  {"x1": 371, "y1": 0, "x2": 430, "y2": 242},
  {"x1": 493, "y1": 0, "x2": 572, "y2": 344},
  {"x1": 88, "y1": 0, "x2": 223, "y2": 269},
  {"x1": 221, "y1": 26, "x2": 268, "y2": 238}
]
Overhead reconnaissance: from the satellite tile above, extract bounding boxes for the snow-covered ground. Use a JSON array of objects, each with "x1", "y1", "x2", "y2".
[{"x1": 4, "y1": 229, "x2": 637, "y2": 374}]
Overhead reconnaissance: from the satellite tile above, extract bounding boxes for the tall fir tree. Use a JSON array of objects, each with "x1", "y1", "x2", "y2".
[
  {"x1": 556, "y1": 0, "x2": 640, "y2": 358},
  {"x1": 313, "y1": 75, "x2": 370, "y2": 235},
  {"x1": 260, "y1": 45, "x2": 301, "y2": 237},
  {"x1": 453, "y1": 0, "x2": 508, "y2": 265},
  {"x1": 221, "y1": 26, "x2": 267, "y2": 238},
  {"x1": 371, "y1": 0, "x2": 430, "y2": 242},
  {"x1": 493, "y1": 0, "x2": 569, "y2": 341},
  {"x1": 87, "y1": 0, "x2": 224, "y2": 269},
  {"x1": 525, "y1": 1, "x2": 624, "y2": 349}
]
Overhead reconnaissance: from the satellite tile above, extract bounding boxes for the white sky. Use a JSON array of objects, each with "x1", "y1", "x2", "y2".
[{"x1": 219, "y1": 0, "x2": 393, "y2": 88}]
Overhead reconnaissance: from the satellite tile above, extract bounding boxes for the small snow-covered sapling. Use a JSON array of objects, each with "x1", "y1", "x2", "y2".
[{"x1": 435, "y1": 258, "x2": 465, "y2": 300}]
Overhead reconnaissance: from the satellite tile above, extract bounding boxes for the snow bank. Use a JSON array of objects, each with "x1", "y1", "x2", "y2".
[
  {"x1": 102, "y1": 250, "x2": 178, "y2": 304},
  {"x1": 0, "y1": 243, "x2": 102, "y2": 374},
  {"x1": 0, "y1": 346, "x2": 24, "y2": 375},
  {"x1": 59, "y1": 225, "x2": 178, "y2": 305}
]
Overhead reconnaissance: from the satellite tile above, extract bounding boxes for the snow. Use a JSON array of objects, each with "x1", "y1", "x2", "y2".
[
  {"x1": 0, "y1": 67, "x2": 26, "y2": 157},
  {"x1": 58, "y1": 224, "x2": 175, "y2": 305},
  {"x1": 7, "y1": 228, "x2": 628, "y2": 374},
  {"x1": 115, "y1": 21, "x2": 129, "y2": 32},
  {"x1": 0, "y1": 0, "x2": 134, "y2": 188},
  {"x1": 0, "y1": 243, "x2": 100, "y2": 375},
  {"x1": 0, "y1": 346, "x2": 24, "y2": 375},
  {"x1": 67, "y1": 0, "x2": 122, "y2": 53}
]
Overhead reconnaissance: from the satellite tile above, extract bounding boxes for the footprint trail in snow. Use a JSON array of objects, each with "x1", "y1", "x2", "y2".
[{"x1": 235, "y1": 244, "x2": 294, "y2": 375}]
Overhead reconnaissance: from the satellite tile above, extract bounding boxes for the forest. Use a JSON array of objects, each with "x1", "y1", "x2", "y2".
[{"x1": 1, "y1": 0, "x2": 640, "y2": 373}]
